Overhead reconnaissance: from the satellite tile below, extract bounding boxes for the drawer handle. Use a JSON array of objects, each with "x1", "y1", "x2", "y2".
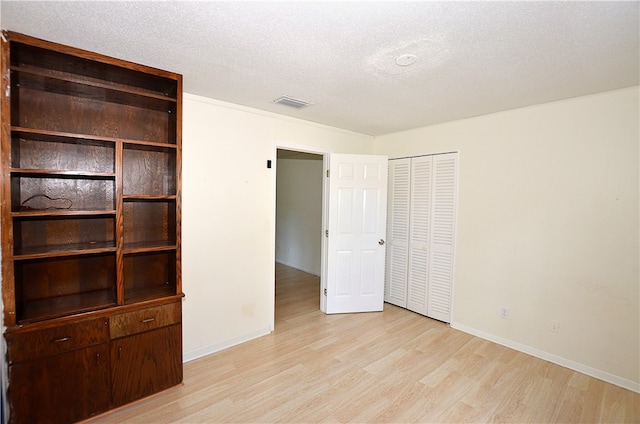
[
  {"x1": 141, "y1": 317, "x2": 155, "y2": 323},
  {"x1": 53, "y1": 337, "x2": 70, "y2": 343}
]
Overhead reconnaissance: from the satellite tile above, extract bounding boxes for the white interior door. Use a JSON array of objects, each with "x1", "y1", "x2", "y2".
[{"x1": 325, "y1": 154, "x2": 388, "y2": 314}]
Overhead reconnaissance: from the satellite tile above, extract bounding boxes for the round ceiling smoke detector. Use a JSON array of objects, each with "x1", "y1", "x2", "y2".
[{"x1": 395, "y1": 54, "x2": 417, "y2": 66}]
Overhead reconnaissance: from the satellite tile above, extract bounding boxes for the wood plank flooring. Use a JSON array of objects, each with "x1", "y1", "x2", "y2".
[{"x1": 89, "y1": 263, "x2": 639, "y2": 423}]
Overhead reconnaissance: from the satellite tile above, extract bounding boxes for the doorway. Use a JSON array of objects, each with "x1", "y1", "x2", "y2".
[{"x1": 274, "y1": 148, "x2": 325, "y2": 324}]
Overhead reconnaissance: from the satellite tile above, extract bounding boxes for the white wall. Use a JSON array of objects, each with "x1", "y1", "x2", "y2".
[
  {"x1": 374, "y1": 86, "x2": 640, "y2": 391},
  {"x1": 182, "y1": 87, "x2": 639, "y2": 391},
  {"x1": 181, "y1": 94, "x2": 373, "y2": 360},
  {"x1": 275, "y1": 157, "x2": 323, "y2": 276}
]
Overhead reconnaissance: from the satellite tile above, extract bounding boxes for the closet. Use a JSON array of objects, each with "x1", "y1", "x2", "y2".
[{"x1": 384, "y1": 153, "x2": 458, "y2": 322}]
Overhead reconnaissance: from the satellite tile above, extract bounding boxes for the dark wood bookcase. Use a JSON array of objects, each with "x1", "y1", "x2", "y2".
[{"x1": 1, "y1": 32, "x2": 183, "y2": 423}]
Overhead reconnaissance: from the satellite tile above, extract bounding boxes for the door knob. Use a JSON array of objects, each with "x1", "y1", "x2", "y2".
[{"x1": 378, "y1": 239, "x2": 385, "y2": 245}]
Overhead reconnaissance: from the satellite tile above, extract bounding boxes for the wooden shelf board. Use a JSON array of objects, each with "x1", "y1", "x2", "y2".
[
  {"x1": 12, "y1": 64, "x2": 177, "y2": 101},
  {"x1": 12, "y1": 209, "x2": 116, "y2": 218},
  {"x1": 10, "y1": 168, "x2": 116, "y2": 178},
  {"x1": 12, "y1": 126, "x2": 176, "y2": 147},
  {"x1": 123, "y1": 195, "x2": 177, "y2": 201},
  {"x1": 124, "y1": 286, "x2": 177, "y2": 305},
  {"x1": 123, "y1": 242, "x2": 177, "y2": 255},
  {"x1": 123, "y1": 140, "x2": 178, "y2": 150},
  {"x1": 18, "y1": 289, "x2": 116, "y2": 324},
  {"x1": 14, "y1": 242, "x2": 117, "y2": 260},
  {"x1": 12, "y1": 65, "x2": 177, "y2": 111}
]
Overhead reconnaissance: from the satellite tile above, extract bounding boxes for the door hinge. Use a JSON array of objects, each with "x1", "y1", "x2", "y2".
[
  {"x1": 326, "y1": 170, "x2": 330, "y2": 178},
  {"x1": 325, "y1": 230, "x2": 328, "y2": 237},
  {"x1": 324, "y1": 288, "x2": 327, "y2": 296}
]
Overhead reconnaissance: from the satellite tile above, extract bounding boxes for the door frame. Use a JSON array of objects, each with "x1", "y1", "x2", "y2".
[{"x1": 271, "y1": 141, "x2": 330, "y2": 331}]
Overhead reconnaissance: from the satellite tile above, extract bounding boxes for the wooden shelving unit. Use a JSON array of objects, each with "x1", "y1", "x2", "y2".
[{"x1": 1, "y1": 31, "x2": 183, "y2": 424}]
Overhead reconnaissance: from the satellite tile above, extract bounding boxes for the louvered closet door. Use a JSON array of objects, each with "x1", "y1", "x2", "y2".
[
  {"x1": 427, "y1": 153, "x2": 458, "y2": 322},
  {"x1": 384, "y1": 159, "x2": 410, "y2": 307},
  {"x1": 406, "y1": 156, "x2": 432, "y2": 315}
]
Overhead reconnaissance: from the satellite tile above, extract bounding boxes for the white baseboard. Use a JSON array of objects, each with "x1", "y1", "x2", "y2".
[
  {"x1": 450, "y1": 321, "x2": 640, "y2": 394},
  {"x1": 183, "y1": 327, "x2": 271, "y2": 363},
  {"x1": 275, "y1": 260, "x2": 320, "y2": 277}
]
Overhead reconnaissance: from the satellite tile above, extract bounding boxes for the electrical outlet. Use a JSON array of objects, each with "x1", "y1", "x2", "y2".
[
  {"x1": 550, "y1": 320, "x2": 560, "y2": 334},
  {"x1": 500, "y1": 308, "x2": 509, "y2": 320}
]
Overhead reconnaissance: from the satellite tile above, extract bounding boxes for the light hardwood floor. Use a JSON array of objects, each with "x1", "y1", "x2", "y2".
[{"x1": 89, "y1": 263, "x2": 639, "y2": 423}]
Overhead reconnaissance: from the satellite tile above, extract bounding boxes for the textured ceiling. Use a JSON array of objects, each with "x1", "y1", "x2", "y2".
[{"x1": 1, "y1": 1, "x2": 638, "y2": 136}]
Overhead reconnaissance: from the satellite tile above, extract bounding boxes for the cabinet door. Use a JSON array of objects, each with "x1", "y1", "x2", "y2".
[
  {"x1": 8, "y1": 344, "x2": 110, "y2": 424},
  {"x1": 111, "y1": 324, "x2": 182, "y2": 407}
]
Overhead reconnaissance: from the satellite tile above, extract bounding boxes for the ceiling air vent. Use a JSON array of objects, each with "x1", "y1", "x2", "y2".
[{"x1": 273, "y1": 95, "x2": 311, "y2": 109}]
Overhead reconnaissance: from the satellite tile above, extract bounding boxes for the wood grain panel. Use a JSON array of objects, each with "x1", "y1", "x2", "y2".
[
  {"x1": 122, "y1": 146, "x2": 176, "y2": 196},
  {"x1": 14, "y1": 215, "x2": 115, "y2": 254},
  {"x1": 122, "y1": 201, "x2": 175, "y2": 245},
  {"x1": 110, "y1": 324, "x2": 182, "y2": 407},
  {"x1": 9, "y1": 37, "x2": 179, "y2": 97},
  {"x1": 16, "y1": 254, "x2": 115, "y2": 298},
  {"x1": 6, "y1": 317, "x2": 109, "y2": 363},
  {"x1": 12, "y1": 133, "x2": 115, "y2": 173},
  {"x1": 109, "y1": 301, "x2": 180, "y2": 339},
  {"x1": 123, "y1": 251, "x2": 177, "y2": 302},
  {"x1": 15, "y1": 87, "x2": 171, "y2": 142},
  {"x1": 14, "y1": 175, "x2": 115, "y2": 211},
  {"x1": 8, "y1": 343, "x2": 110, "y2": 424}
]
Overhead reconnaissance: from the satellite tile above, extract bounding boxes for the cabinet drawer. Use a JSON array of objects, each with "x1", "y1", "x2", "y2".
[
  {"x1": 110, "y1": 302, "x2": 181, "y2": 339},
  {"x1": 6, "y1": 318, "x2": 109, "y2": 364}
]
